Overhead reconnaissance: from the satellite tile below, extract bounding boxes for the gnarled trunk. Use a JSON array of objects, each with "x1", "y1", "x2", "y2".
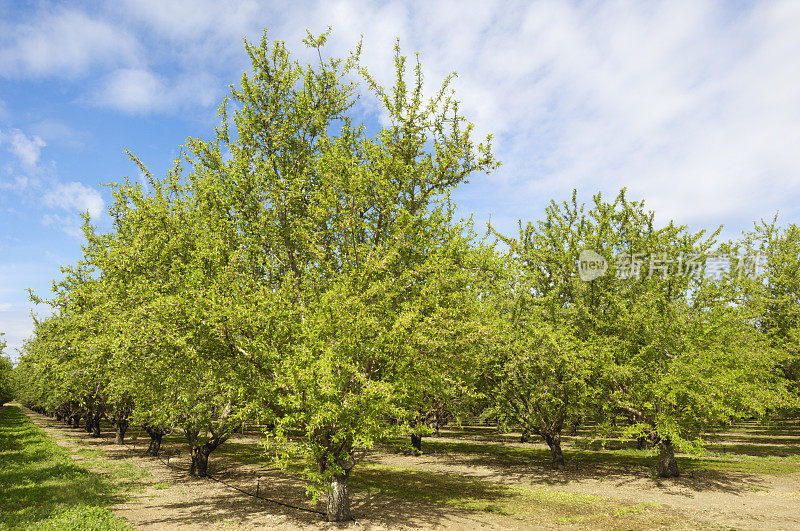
[
  {"x1": 316, "y1": 435, "x2": 354, "y2": 523},
  {"x1": 658, "y1": 439, "x2": 680, "y2": 477},
  {"x1": 144, "y1": 425, "x2": 164, "y2": 456},
  {"x1": 520, "y1": 427, "x2": 530, "y2": 443},
  {"x1": 326, "y1": 473, "x2": 351, "y2": 522},
  {"x1": 185, "y1": 429, "x2": 227, "y2": 477},
  {"x1": 410, "y1": 434, "x2": 422, "y2": 452},
  {"x1": 543, "y1": 432, "x2": 565, "y2": 470},
  {"x1": 90, "y1": 413, "x2": 102, "y2": 437},
  {"x1": 189, "y1": 445, "x2": 211, "y2": 477},
  {"x1": 114, "y1": 418, "x2": 128, "y2": 444}
]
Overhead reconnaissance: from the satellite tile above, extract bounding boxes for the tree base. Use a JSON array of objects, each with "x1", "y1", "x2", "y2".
[
  {"x1": 658, "y1": 440, "x2": 680, "y2": 478},
  {"x1": 410, "y1": 434, "x2": 422, "y2": 454},
  {"x1": 326, "y1": 475, "x2": 351, "y2": 522}
]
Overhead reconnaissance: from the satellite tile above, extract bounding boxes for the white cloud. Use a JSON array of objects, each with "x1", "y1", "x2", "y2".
[
  {"x1": 289, "y1": 0, "x2": 800, "y2": 234},
  {"x1": 6, "y1": 0, "x2": 800, "y2": 234},
  {"x1": 122, "y1": 0, "x2": 261, "y2": 42},
  {"x1": 93, "y1": 67, "x2": 222, "y2": 114},
  {"x1": 29, "y1": 120, "x2": 86, "y2": 148},
  {"x1": 0, "y1": 129, "x2": 46, "y2": 168},
  {"x1": 41, "y1": 182, "x2": 105, "y2": 237},
  {"x1": 0, "y1": 175, "x2": 31, "y2": 192},
  {"x1": 41, "y1": 213, "x2": 84, "y2": 239},
  {"x1": 0, "y1": 8, "x2": 140, "y2": 78},
  {"x1": 43, "y1": 181, "x2": 105, "y2": 219},
  {"x1": 94, "y1": 68, "x2": 167, "y2": 113}
]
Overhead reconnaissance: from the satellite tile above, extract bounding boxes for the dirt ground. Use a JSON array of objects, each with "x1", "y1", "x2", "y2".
[
  {"x1": 22, "y1": 408, "x2": 800, "y2": 530},
  {"x1": 372, "y1": 450, "x2": 800, "y2": 530}
]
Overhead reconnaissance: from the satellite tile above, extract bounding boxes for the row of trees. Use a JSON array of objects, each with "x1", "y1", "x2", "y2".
[
  {"x1": 484, "y1": 199, "x2": 799, "y2": 474},
  {"x1": 0, "y1": 335, "x2": 14, "y2": 406},
  {"x1": 7, "y1": 31, "x2": 800, "y2": 522}
]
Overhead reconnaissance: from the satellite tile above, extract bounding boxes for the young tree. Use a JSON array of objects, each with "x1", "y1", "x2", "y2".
[
  {"x1": 733, "y1": 221, "x2": 800, "y2": 393},
  {"x1": 81, "y1": 167, "x2": 258, "y2": 475},
  {"x1": 24, "y1": 268, "x2": 116, "y2": 438},
  {"x1": 174, "y1": 31, "x2": 497, "y2": 520},
  {"x1": 489, "y1": 191, "x2": 793, "y2": 476},
  {"x1": 586, "y1": 192, "x2": 792, "y2": 477},
  {"x1": 404, "y1": 239, "x2": 497, "y2": 453},
  {"x1": 484, "y1": 195, "x2": 609, "y2": 469}
]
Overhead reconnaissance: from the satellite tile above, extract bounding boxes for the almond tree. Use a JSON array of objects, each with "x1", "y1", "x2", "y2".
[
  {"x1": 81, "y1": 165, "x2": 259, "y2": 475},
  {"x1": 489, "y1": 191, "x2": 793, "y2": 476},
  {"x1": 732, "y1": 221, "x2": 800, "y2": 393},
  {"x1": 177, "y1": 31, "x2": 497, "y2": 520},
  {"x1": 589, "y1": 193, "x2": 792, "y2": 477},
  {"x1": 484, "y1": 195, "x2": 605, "y2": 469}
]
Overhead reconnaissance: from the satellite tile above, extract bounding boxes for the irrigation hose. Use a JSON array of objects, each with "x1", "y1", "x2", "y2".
[{"x1": 154, "y1": 452, "x2": 328, "y2": 517}]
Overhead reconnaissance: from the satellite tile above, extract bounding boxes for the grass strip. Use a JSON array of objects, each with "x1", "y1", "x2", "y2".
[{"x1": 0, "y1": 405, "x2": 131, "y2": 530}]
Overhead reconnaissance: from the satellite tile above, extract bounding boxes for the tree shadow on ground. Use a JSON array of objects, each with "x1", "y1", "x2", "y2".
[
  {"x1": 30, "y1": 410, "x2": 501, "y2": 529},
  {"x1": 372, "y1": 437, "x2": 763, "y2": 497}
]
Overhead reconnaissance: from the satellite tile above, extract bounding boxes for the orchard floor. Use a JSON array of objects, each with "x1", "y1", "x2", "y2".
[{"x1": 20, "y1": 407, "x2": 800, "y2": 530}]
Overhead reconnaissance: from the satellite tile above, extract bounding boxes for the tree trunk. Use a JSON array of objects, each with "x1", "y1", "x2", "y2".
[
  {"x1": 91, "y1": 414, "x2": 101, "y2": 437},
  {"x1": 543, "y1": 433, "x2": 565, "y2": 470},
  {"x1": 637, "y1": 436, "x2": 648, "y2": 450},
  {"x1": 410, "y1": 434, "x2": 422, "y2": 452},
  {"x1": 115, "y1": 418, "x2": 128, "y2": 444},
  {"x1": 144, "y1": 426, "x2": 164, "y2": 456},
  {"x1": 189, "y1": 446, "x2": 211, "y2": 477},
  {"x1": 658, "y1": 439, "x2": 680, "y2": 477},
  {"x1": 71, "y1": 414, "x2": 81, "y2": 428},
  {"x1": 185, "y1": 429, "x2": 227, "y2": 477},
  {"x1": 326, "y1": 473, "x2": 351, "y2": 522},
  {"x1": 520, "y1": 427, "x2": 530, "y2": 443}
]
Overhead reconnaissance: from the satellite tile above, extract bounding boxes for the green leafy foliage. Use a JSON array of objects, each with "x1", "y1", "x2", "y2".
[
  {"x1": 486, "y1": 191, "x2": 795, "y2": 475},
  {"x1": 0, "y1": 336, "x2": 14, "y2": 406}
]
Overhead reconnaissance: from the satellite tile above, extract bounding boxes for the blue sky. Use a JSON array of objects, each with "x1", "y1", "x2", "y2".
[{"x1": 2, "y1": 0, "x2": 800, "y2": 358}]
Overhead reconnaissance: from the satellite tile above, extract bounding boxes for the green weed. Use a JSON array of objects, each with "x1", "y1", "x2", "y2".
[{"x1": 0, "y1": 406, "x2": 132, "y2": 530}]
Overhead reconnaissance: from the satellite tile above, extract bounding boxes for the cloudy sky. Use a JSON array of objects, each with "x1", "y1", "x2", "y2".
[{"x1": 2, "y1": 0, "x2": 800, "y2": 358}]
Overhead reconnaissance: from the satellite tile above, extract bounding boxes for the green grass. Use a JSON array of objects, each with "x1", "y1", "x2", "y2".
[
  {"x1": 201, "y1": 435, "x2": 689, "y2": 527},
  {"x1": 386, "y1": 437, "x2": 660, "y2": 471},
  {"x1": 351, "y1": 463, "x2": 681, "y2": 528},
  {"x1": 0, "y1": 405, "x2": 132, "y2": 530},
  {"x1": 399, "y1": 426, "x2": 800, "y2": 476},
  {"x1": 149, "y1": 418, "x2": 798, "y2": 527}
]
